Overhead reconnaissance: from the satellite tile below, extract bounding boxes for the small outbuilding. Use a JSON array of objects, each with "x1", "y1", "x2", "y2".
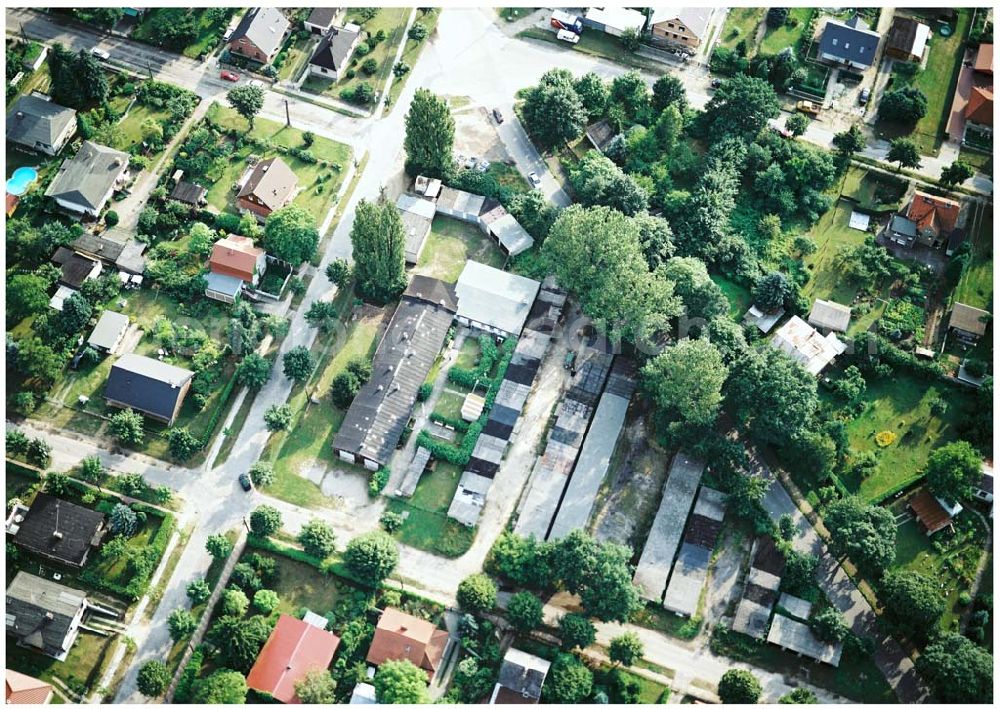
[
  {"x1": 807, "y1": 299, "x2": 852, "y2": 333},
  {"x1": 949, "y1": 302, "x2": 990, "y2": 341},
  {"x1": 87, "y1": 310, "x2": 130, "y2": 354},
  {"x1": 395, "y1": 193, "x2": 436, "y2": 264}
]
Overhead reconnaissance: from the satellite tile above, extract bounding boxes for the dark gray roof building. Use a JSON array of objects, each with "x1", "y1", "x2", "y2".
[
  {"x1": 309, "y1": 25, "x2": 361, "y2": 73},
  {"x1": 170, "y1": 180, "x2": 207, "y2": 206},
  {"x1": 333, "y1": 277, "x2": 458, "y2": 469},
  {"x1": 70, "y1": 233, "x2": 147, "y2": 275},
  {"x1": 6, "y1": 94, "x2": 77, "y2": 156},
  {"x1": 104, "y1": 353, "x2": 194, "y2": 424},
  {"x1": 305, "y1": 8, "x2": 338, "y2": 33},
  {"x1": 6, "y1": 572, "x2": 88, "y2": 661},
  {"x1": 6, "y1": 493, "x2": 107, "y2": 568},
  {"x1": 490, "y1": 648, "x2": 551, "y2": 704},
  {"x1": 51, "y1": 246, "x2": 101, "y2": 289},
  {"x1": 817, "y1": 16, "x2": 881, "y2": 70}
]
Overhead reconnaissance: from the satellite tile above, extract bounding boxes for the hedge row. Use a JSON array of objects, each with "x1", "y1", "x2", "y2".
[
  {"x1": 428, "y1": 411, "x2": 471, "y2": 432},
  {"x1": 198, "y1": 373, "x2": 238, "y2": 450},
  {"x1": 447, "y1": 335, "x2": 499, "y2": 388},
  {"x1": 368, "y1": 468, "x2": 389, "y2": 497},
  {"x1": 173, "y1": 646, "x2": 205, "y2": 703}
]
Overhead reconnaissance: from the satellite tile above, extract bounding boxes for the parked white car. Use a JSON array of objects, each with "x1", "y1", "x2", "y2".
[
  {"x1": 90, "y1": 47, "x2": 110, "y2": 61},
  {"x1": 528, "y1": 172, "x2": 542, "y2": 189},
  {"x1": 556, "y1": 29, "x2": 580, "y2": 44}
]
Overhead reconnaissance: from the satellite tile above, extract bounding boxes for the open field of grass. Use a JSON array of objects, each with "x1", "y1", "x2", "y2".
[
  {"x1": 954, "y1": 204, "x2": 993, "y2": 311},
  {"x1": 205, "y1": 103, "x2": 352, "y2": 222},
  {"x1": 117, "y1": 103, "x2": 172, "y2": 153},
  {"x1": 801, "y1": 199, "x2": 870, "y2": 304},
  {"x1": 414, "y1": 215, "x2": 506, "y2": 282},
  {"x1": 879, "y1": 10, "x2": 972, "y2": 155},
  {"x1": 302, "y1": 8, "x2": 410, "y2": 108},
  {"x1": 517, "y1": 27, "x2": 667, "y2": 73},
  {"x1": 385, "y1": 461, "x2": 475, "y2": 557},
  {"x1": 277, "y1": 34, "x2": 314, "y2": 82},
  {"x1": 760, "y1": 7, "x2": 815, "y2": 56},
  {"x1": 264, "y1": 307, "x2": 383, "y2": 510},
  {"x1": 839, "y1": 165, "x2": 908, "y2": 212},
  {"x1": 239, "y1": 547, "x2": 346, "y2": 616},
  {"x1": 718, "y1": 7, "x2": 763, "y2": 50},
  {"x1": 821, "y1": 371, "x2": 972, "y2": 501},
  {"x1": 7, "y1": 632, "x2": 118, "y2": 701}
]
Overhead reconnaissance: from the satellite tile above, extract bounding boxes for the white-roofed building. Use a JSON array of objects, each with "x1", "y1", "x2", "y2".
[
  {"x1": 455, "y1": 261, "x2": 541, "y2": 338},
  {"x1": 583, "y1": 7, "x2": 647, "y2": 37},
  {"x1": 807, "y1": 299, "x2": 852, "y2": 333},
  {"x1": 771, "y1": 316, "x2": 846, "y2": 375},
  {"x1": 395, "y1": 193, "x2": 436, "y2": 264},
  {"x1": 87, "y1": 310, "x2": 129, "y2": 353}
]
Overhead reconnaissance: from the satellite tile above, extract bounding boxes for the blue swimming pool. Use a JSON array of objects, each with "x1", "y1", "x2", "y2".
[{"x1": 6, "y1": 166, "x2": 38, "y2": 196}]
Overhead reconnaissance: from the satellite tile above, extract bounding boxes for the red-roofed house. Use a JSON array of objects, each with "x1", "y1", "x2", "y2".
[
  {"x1": 366, "y1": 607, "x2": 450, "y2": 680},
  {"x1": 246, "y1": 615, "x2": 340, "y2": 703},
  {"x1": 905, "y1": 191, "x2": 961, "y2": 249},
  {"x1": 947, "y1": 43, "x2": 993, "y2": 144},
  {"x1": 210, "y1": 235, "x2": 266, "y2": 284},
  {"x1": 966, "y1": 86, "x2": 994, "y2": 129},
  {"x1": 6, "y1": 670, "x2": 54, "y2": 704}
]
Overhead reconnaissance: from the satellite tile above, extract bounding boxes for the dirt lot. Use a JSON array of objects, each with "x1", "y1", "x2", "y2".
[
  {"x1": 451, "y1": 103, "x2": 511, "y2": 163},
  {"x1": 591, "y1": 415, "x2": 671, "y2": 550}
]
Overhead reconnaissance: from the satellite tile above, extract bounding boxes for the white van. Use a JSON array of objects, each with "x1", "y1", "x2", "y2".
[{"x1": 556, "y1": 29, "x2": 580, "y2": 44}]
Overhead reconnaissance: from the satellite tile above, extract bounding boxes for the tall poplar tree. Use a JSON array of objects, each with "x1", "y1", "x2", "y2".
[
  {"x1": 404, "y1": 89, "x2": 454, "y2": 178},
  {"x1": 350, "y1": 199, "x2": 407, "y2": 304}
]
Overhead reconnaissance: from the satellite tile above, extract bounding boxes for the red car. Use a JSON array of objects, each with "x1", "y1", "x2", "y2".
[{"x1": 220, "y1": 70, "x2": 240, "y2": 82}]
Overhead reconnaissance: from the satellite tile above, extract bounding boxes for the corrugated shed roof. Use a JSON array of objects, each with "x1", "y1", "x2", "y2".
[
  {"x1": 768, "y1": 614, "x2": 844, "y2": 666},
  {"x1": 455, "y1": 261, "x2": 540, "y2": 336},
  {"x1": 807, "y1": 299, "x2": 852, "y2": 333}
]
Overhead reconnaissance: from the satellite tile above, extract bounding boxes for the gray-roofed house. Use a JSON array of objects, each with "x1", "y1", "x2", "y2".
[
  {"x1": 169, "y1": 180, "x2": 207, "y2": 207},
  {"x1": 887, "y1": 213, "x2": 919, "y2": 247},
  {"x1": 489, "y1": 648, "x2": 551, "y2": 704},
  {"x1": 448, "y1": 471, "x2": 493, "y2": 527},
  {"x1": 71, "y1": 233, "x2": 147, "y2": 275},
  {"x1": 6, "y1": 572, "x2": 88, "y2": 661},
  {"x1": 648, "y1": 8, "x2": 712, "y2": 50},
  {"x1": 817, "y1": 15, "x2": 881, "y2": 70},
  {"x1": 455, "y1": 261, "x2": 541, "y2": 338},
  {"x1": 395, "y1": 193, "x2": 436, "y2": 264},
  {"x1": 6, "y1": 94, "x2": 77, "y2": 156},
  {"x1": 104, "y1": 353, "x2": 194, "y2": 425},
  {"x1": 45, "y1": 141, "x2": 129, "y2": 217},
  {"x1": 304, "y1": 8, "x2": 339, "y2": 35},
  {"x1": 807, "y1": 299, "x2": 852, "y2": 333},
  {"x1": 5, "y1": 493, "x2": 107, "y2": 568},
  {"x1": 308, "y1": 25, "x2": 361, "y2": 81},
  {"x1": 949, "y1": 302, "x2": 990, "y2": 341},
  {"x1": 227, "y1": 7, "x2": 291, "y2": 63},
  {"x1": 87, "y1": 310, "x2": 130, "y2": 354},
  {"x1": 237, "y1": 156, "x2": 298, "y2": 222},
  {"x1": 333, "y1": 277, "x2": 458, "y2": 469}
]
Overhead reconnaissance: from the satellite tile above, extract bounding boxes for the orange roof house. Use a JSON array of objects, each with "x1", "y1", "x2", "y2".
[
  {"x1": 246, "y1": 615, "x2": 341, "y2": 704},
  {"x1": 905, "y1": 191, "x2": 961, "y2": 247},
  {"x1": 974, "y1": 43, "x2": 993, "y2": 74},
  {"x1": 6, "y1": 670, "x2": 54, "y2": 704},
  {"x1": 909, "y1": 489, "x2": 961, "y2": 536},
  {"x1": 209, "y1": 234, "x2": 266, "y2": 284},
  {"x1": 366, "y1": 608, "x2": 449, "y2": 680},
  {"x1": 966, "y1": 86, "x2": 994, "y2": 127}
]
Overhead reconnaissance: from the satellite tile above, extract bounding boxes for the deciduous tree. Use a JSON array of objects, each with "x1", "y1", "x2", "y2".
[
  {"x1": 350, "y1": 199, "x2": 407, "y2": 304},
  {"x1": 298, "y1": 518, "x2": 337, "y2": 558},
  {"x1": 916, "y1": 632, "x2": 993, "y2": 704},
  {"x1": 404, "y1": 88, "x2": 454, "y2": 177},
  {"x1": 642, "y1": 338, "x2": 728, "y2": 427},
  {"x1": 718, "y1": 668, "x2": 762, "y2": 704},
  {"x1": 374, "y1": 659, "x2": 430, "y2": 704},
  {"x1": 263, "y1": 205, "x2": 319, "y2": 265},
  {"x1": 344, "y1": 530, "x2": 398, "y2": 586},
  {"x1": 227, "y1": 84, "x2": 265, "y2": 128},
  {"x1": 924, "y1": 440, "x2": 981, "y2": 505}
]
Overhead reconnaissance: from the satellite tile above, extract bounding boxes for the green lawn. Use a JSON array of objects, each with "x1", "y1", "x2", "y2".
[
  {"x1": 517, "y1": 27, "x2": 667, "y2": 73},
  {"x1": 239, "y1": 547, "x2": 345, "y2": 616},
  {"x1": 879, "y1": 10, "x2": 972, "y2": 154},
  {"x1": 277, "y1": 34, "x2": 314, "y2": 82},
  {"x1": 415, "y1": 215, "x2": 506, "y2": 282},
  {"x1": 954, "y1": 206, "x2": 993, "y2": 311},
  {"x1": 384, "y1": 460, "x2": 475, "y2": 558},
  {"x1": 824, "y1": 372, "x2": 971, "y2": 501},
  {"x1": 302, "y1": 8, "x2": 410, "y2": 107},
  {"x1": 454, "y1": 336, "x2": 481, "y2": 369},
  {"x1": 205, "y1": 103, "x2": 352, "y2": 223},
  {"x1": 892, "y1": 501, "x2": 988, "y2": 632},
  {"x1": 759, "y1": 7, "x2": 815, "y2": 56},
  {"x1": 958, "y1": 146, "x2": 992, "y2": 174},
  {"x1": 117, "y1": 103, "x2": 172, "y2": 152},
  {"x1": 718, "y1": 7, "x2": 763, "y2": 50},
  {"x1": 264, "y1": 309, "x2": 383, "y2": 509},
  {"x1": 433, "y1": 390, "x2": 466, "y2": 421},
  {"x1": 839, "y1": 165, "x2": 908, "y2": 212},
  {"x1": 710, "y1": 273, "x2": 752, "y2": 319},
  {"x1": 7, "y1": 632, "x2": 118, "y2": 700},
  {"x1": 801, "y1": 200, "x2": 870, "y2": 304}
]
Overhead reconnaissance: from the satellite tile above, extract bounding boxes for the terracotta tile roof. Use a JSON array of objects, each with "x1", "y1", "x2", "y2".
[
  {"x1": 6, "y1": 670, "x2": 54, "y2": 704},
  {"x1": 906, "y1": 191, "x2": 961, "y2": 237},
  {"x1": 974, "y1": 43, "x2": 993, "y2": 74},
  {"x1": 909, "y1": 489, "x2": 955, "y2": 534},
  {"x1": 965, "y1": 86, "x2": 993, "y2": 126},
  {"x1": 246, "y1": 615, "x2": 340, "y2": 703},
  {"x1": 209, "y1": 234, "x2": 264, "y2": 282},
  {"x1": 365, "y1": 608, "x2": 449, "y2": 679}
]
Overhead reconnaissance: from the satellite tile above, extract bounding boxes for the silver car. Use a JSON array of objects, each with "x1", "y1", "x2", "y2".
[{"x1": 528, "y1": 172, "x2": 542, "y2": 189}]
